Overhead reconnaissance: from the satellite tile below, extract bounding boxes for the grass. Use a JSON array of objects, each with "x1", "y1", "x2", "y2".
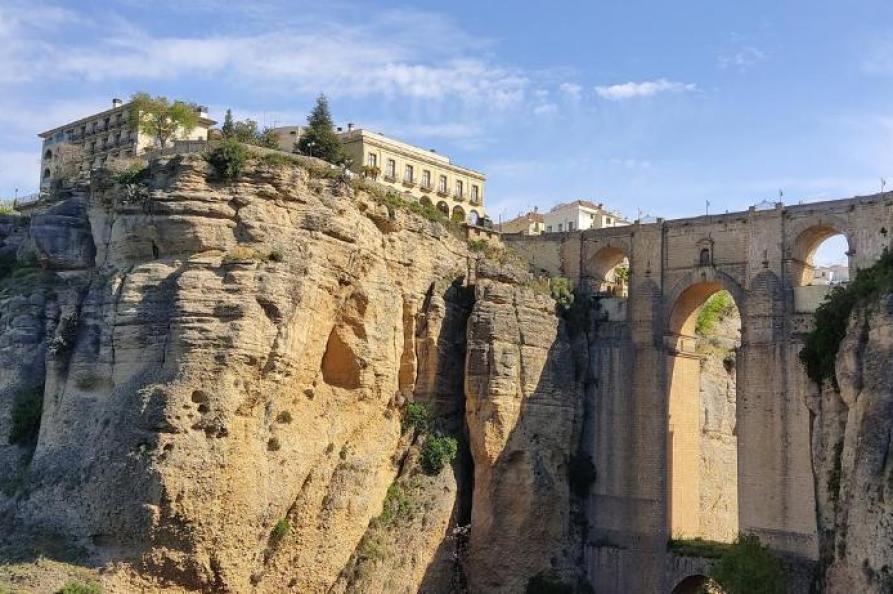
[
  {"x1": 271, "y1": 518, "x2": 289, "y2": 541},
  {"x1": 668, "y1": 537, "x2": 733, "y2": 559},
  {"x1": 57, "y1": 582, "x2": 102, "y2": 594},
  {"x1": 800, "y1": 248, "x2": 893, "y2": 386},
  {"x1": 695, "y1": 291, "x2": 735, "y2": 336}
]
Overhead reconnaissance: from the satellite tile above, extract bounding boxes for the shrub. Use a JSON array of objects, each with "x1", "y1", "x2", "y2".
[
  {"x1": 568, "y1": 453, "x2": 596, "y2": 497},
  {"x1": 695, "y1": 291, "x2": 734, "y2": 335},
  {"x1": 378, "y1": 482, "x2": 414, "y2": 526},
  {"x1": 268, "y1": 247, "x2": 285, "y2": 263},
  {"x1": 56, "y1": 582, "x2": 102, "y2": 594},
  {"x1": 0, "y1": 202, "x2": 16, "y2": 215},
  {"x1": 271, "y1": 518, "x2": 290, "y2": 540},
  {"x1": 668, "y1": 537, "x2": 732, "y2": 559},
  {"x1": 402, "y1": 402, "x2": 431, "y2": 434},
  {"x1": 9, "y1": 388, "x2": 43, "y2": 445},
  {"x1": 800, "y1": 249, "x2": 893, "y2": 386},
  {"x1": 420, "y1": 434, "x2": 458, "y2": 475},
  {"x1": 550, "y1": 277, "x2": 574, "y2": 311},
  {"x1": 205, "y1": 139, "x2": 250, "y2": 181},
  {"x1": 467, "y1": 239, "x2": 488, "y2": 253},
  {"x1": 113, "y1": 163, "x2": 148, "y2": 185},
  {"x1": 525, "y1": 572, "x2": 574, "y2": 594},
  {"x1": 223, "y1": 245, "x2": 263, "y2": 263},
  {"x1": 709, "y1": 533, "x2": 786, "y2": 594}
]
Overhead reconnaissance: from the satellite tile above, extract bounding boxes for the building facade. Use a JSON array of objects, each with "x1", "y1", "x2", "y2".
[
  {"x1": 543, "y1": 200, "x2": 629, "y2": 233},
  {"x1": 38, "y1": 98, "x2": 215, "y2": 190},
  {"x1": 339, "y1": 128, "x2": 486, "y2": 223},
  {"x1": 499, "y1": 209, "x2": 545, "y2": 235}
]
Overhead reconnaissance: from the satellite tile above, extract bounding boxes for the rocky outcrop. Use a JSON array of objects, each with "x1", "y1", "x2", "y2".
[
  {"x1": 0, "y1": 154, "x2": 582, "y2": 594},
  {"x1": 808, "y1": 295, "x2": 893, "y2": 593},
  {"x1": 465, "y1": 262, "x2": 586, "y2": 593}
]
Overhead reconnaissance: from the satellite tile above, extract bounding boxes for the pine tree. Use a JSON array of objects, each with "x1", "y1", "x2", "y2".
[
  {"x1": 221, "y1": 109, "x2": 235, "y2": 138},
  {"x1": 297, "y1": 94, "x2": 344, "y2": 164}
]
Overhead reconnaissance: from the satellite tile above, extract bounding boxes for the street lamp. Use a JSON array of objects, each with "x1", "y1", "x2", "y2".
[{"x1": 307, "y1": 141, "x2": 316, "y2": 158}]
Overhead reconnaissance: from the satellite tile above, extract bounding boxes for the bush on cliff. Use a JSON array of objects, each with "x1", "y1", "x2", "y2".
[
  {"x1": 800, "y1": 248, "x2": 893, "y2": 386},
  {"x1": 420, "y1": 434, "x2": 458, "y2": 475},
  {"x1": 56, "y1": 582, "x2": 102, "y2": 594},
  {"x1": 205, "y1": 139, "x2": 250, "y2": 181},
  {"x1": 402, "y1": 402, "x2": 431, "y2": 434},
  {"x1": 709, "y1": 533, "x2": 786, "y2": 594},
  {"x1": 695, "y1": 290, "x2": 734, "y2": 335}
]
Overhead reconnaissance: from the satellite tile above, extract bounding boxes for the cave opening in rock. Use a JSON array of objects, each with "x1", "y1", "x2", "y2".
[{"x1": 667, "y1": 284, "x2": 741, "y2": 543}]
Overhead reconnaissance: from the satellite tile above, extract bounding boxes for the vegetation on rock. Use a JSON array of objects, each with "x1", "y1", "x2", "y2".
[
  {"x1": 205, "y1": 139, "x2": 250, "y2": 181},
  {"x1": 420, "y1": 435, "x2": 458, "y2": 475},
  {"x1": 550, "y1": 277, "x2": 574, "y2": 312},
  {"x1": 271, "y1": 519, "x2": 290, "y2": 541},
  {"x1": 220, "y1": 109, "x2": 279, "y2": 149},
  {"x1": 695, "y1": 290, "x2": 735, "y2": 336},
  {"x1": 709, "y1": 533, "x2": 786, "y2": 594},
  {"x1": 402, "y1": 402, "x2": 431, "y2": 434},
  {"x1": 800, "y1": 249, "x2": 893, "y2": 386},
  {"x1": 56, "y1": 582, "x2": 102, "y2": 594}
]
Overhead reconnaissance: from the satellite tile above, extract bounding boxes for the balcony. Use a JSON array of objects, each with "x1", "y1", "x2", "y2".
[
  {"x1": 453, "y1": 192, "x2": 465, "y2": 202},
  {"x1": 436, "y1": 187, "x2": 449, "y2": 197},
  {"x1": 402, "y1": 177, "x2": 416, "y2": 187},
  {"x1": 420, "y1": 183, "x2": 433, "y2": 192},
  {"x1": 383, "y1": 174, "x2": 397, "y2": 183}
]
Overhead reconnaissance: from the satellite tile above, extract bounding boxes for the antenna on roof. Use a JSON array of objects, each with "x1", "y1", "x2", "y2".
[{"x1": 882, "y1": 178, "x2": 887, "y2": 193}]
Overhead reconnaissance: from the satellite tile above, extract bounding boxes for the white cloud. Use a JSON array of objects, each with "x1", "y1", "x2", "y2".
[
  {"x1": 559, "y1": 82, "x2": 582, "y2": 100},
  {"x1": 719, "y1": 46, "x2": 766, "y2": 70},
  {"x1": 595, "y1": 79, "x2": 696, "y2": 100},
  {"x1": 0, "y1": 5, "x2": 528, "y2": 108},
  {"x1": 533, "y1": 103, "x2": 558, "y2": 115}
]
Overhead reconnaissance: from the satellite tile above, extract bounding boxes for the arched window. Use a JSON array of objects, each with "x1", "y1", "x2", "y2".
[
  {"x1": 468, "y1": 210, "x2": 480, "y2": 225},
  {"x1": 44, "y1": 149, "x2": 53, "y2": 160},
  {"x1": 43, "y1": 168, "x2": 51, "y2": 179},
  {"x1": 699, "y1": 248, "x2": 711, "y2": 267}
]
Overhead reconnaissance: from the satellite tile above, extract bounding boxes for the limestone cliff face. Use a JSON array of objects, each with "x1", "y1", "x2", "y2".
[
  {"x1": 807, "y1": 295, "x2": 893, "y2": 593},
  {"x1": 465, "y1": 262, "x2": 585, "y2": 593},
  {"x1": 0, "y1": 155, "x2": 582, "y2": 594}
]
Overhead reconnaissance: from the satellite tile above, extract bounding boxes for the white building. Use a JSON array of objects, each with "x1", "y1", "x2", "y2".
[
  {"x1": 812, "y1": 264, "x2": 850, "y2": 285},
  {"x1": 543, "y1": 200, "x2": 629, "y2": 233}
]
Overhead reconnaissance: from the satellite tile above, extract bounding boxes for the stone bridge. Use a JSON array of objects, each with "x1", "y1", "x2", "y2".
[{"x1": 504, "y1": 192, "x2": 893, "y2": 593}]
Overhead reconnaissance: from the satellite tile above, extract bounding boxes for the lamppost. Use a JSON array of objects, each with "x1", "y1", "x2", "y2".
[{"x1": 307, "y1": 141, "x2": 316, "y2": 158}]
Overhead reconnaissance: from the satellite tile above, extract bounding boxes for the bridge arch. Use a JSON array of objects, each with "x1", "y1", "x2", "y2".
[
  {"x1": 666, "y1": 269, "x2": 744, "y2": 543},
  {"x1": 670, "y1": 575, "x2": 711, "y2": 594},
  {"x1": 583, "y1": 241, "x2": 632, "y2": 296},
  {"x1": 786, "y1": 216, "x2": 853, "y2": 286}
]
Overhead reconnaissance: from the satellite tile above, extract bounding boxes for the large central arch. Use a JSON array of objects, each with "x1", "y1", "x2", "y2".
[{"x1": 665, "y1": 270, "x2": 745, "y2": 542}]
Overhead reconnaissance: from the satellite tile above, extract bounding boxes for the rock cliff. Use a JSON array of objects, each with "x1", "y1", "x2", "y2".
[
  {"x1": 0, "y1": 154, "x2": 586, "y2": 593},
  {"x1": 807, "y1": 295, "x2": 893, "y2": 593}
]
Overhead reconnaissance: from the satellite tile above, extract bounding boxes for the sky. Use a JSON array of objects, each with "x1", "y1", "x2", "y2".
[{"x1": 2, "y1": 1, "x2": 891, "y2": 264}]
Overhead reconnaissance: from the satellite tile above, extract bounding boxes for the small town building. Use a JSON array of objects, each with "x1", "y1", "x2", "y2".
[
  {"x1": 268, "y1": 125, "x2": 305, "y2": 153},
  {"x1": 339, "y1": 128, "x2": 486, "y2": 223},
  {"x1": 499, "y1": 209, "x2": 545, "y2": 235},
  {"x1": 543, "y1": 200, "x2": 629, "y2": 233},
  {"x1": 38, "y1": 98, "x2": 215, "y2": 190},
  {"x1": 812, "y1": 264, "x2": 850, "y2": 285}
]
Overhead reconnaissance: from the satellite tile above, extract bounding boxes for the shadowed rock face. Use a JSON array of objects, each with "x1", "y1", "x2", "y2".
[
  {"x1": 808, "y1": 295, "x2": 893, "y2": 594},
  {"x1": 0, "y1": 155, "x2": 584, "y2": 594}
]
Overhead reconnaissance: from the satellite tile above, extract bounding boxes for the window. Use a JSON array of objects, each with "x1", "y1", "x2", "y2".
[
  {"x1": 558, "y1": 223, "x2": 564, "y2": 232},
  {"x1": 103, "y1": 117, "x2": 110, "y2": 129},
  {"x1": 386, "y1": 159, "x2": 396, "y2": 179},
  {"x1": 607, "y1": 217, "x2": 613, "y2": 225},
  {"x1": 471, "y1": 185, "x2": 479, "y2": 202},
  {"x1": 439, "y1": 175, "x2": 447, "y2": 193},
  {"x1": 89, "y1": 141, "x2": 96, "y2": 153},
  {"x1": 455, "y1": 180, "x2": 464, "y2": 198},
  {"x1": 546, "y1": 225, "x2": 553, "y2": 232},
  {"x1": 43, "y1": 168, "x2": 51, "y2": 179},
  {"x1": 115, "y1": 133, "x2": 121, "y2": 144},
  {"x1": 404, "y1": 164, "x2": 414, "y2": 183},
  {"x1": 568, "y1": 221, "x2": 575, "y2": 231},
  {"x1": 367, "y1": 152, "x2": 377, "y2": 167},
  {"x1": 699, "y1": 248, "x2": 711, "y2": 267},
  {"x1": 44, "y1": 149, "x2": 52, "y2": 160},
  {"x1": 115, "y1": 113, "x2": 123, "y2": 125}
]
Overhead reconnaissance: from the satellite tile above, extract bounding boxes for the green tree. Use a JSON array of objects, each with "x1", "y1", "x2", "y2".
[
  {"x1": 296, "y1": 94, "x2": 344, "y2": 164},
  {"x1": 710, "y1": 533, "x2": 786, "y2": 594},
  {"x1": 221, "y1": 108, "x2": 235, "y2": 138},
  {"x1": 127, "y1": 92, "x2": 199, "y2": 149}
]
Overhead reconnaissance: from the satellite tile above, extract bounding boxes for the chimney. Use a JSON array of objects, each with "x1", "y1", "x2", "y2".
[
  {"x1": 347, "y1": 122, "x2": 354, "y2": 131},
  {"x1": 112, "y1": 98, "x2": 123, "y2": 108}
]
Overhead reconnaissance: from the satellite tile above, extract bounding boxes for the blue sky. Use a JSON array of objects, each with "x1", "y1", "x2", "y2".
[{"x1": 3, "y1": 1, "x2": 891, "y2": 263}]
